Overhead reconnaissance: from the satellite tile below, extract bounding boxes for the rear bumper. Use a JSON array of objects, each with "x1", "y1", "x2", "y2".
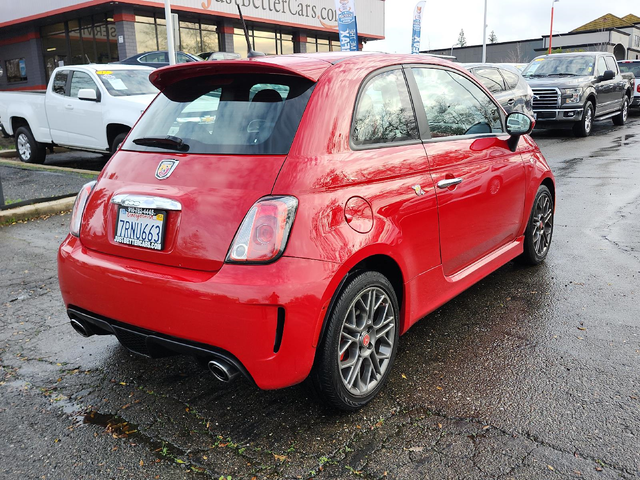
[
  {"x1": 58, "y1": 235, "x2": 341, "y2": 389},
  {"x1": 631, "y1": 96, "x2": 640, "y2": 108}
]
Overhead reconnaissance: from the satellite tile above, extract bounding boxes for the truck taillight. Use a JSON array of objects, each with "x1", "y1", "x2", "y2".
[
  {"x1": 226, "y1": 196, "x2": 298, "y2": 264},
  {"x1": 70, "y1": 181, "x2": 96, "y2": 237},
  {"x1": 636, "y1": 82, "x2": 640, "y2": 93}
]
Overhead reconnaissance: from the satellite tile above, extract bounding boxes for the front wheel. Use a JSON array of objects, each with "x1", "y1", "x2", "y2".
[
  {"x1": 612, "y1": 96, "x2": 629, "y2": 126},
  {"x1": 572, "y1": 102, "x2": 594, "y2": 137},
  {"x1": 519, "y1": 185, "x2": 554, "y2": 265},
  {"x1": 111, "y1": 132, "x2": 128, "y2": 155},
  {"x1": 309, "y1": 271, "x2": 399, "y2": 411},
  {"x1": 15, "y1": 126, "x2": 46, "y2": 164}
]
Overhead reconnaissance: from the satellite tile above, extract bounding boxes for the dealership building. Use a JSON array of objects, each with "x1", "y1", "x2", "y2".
[{"x1": 0, "y1": 0, "x2": 385, "y2": 91}]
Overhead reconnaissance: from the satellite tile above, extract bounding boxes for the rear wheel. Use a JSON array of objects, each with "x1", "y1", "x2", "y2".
[
  {"x1": 111, "y1": 132, "x2": 128, "y2": 155},
  {"x1": 309, "y1": 271, "x2": 399, "y2": 411},
  {"x1": 612, "y1": 96, "x2": 629, "y2": 126},
  {"x1": 519, "y1": 185, "x2": 554, "y2": 265},
  {"x1": 572, "y1": 101, "x2": 594, "y2": 137},
  {"x1": 15, "y1": 126, "x2": 46, "y2": 164}
]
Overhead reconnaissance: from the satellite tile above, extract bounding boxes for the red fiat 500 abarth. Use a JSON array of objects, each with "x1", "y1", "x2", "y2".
[{"x1": 58, "y1": 52, "x2": 555, "y2": 410}]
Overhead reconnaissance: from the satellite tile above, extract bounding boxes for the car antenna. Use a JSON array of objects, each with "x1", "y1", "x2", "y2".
[{"x1": 237, "y1": 4, "x2": 265, "y2": 58}]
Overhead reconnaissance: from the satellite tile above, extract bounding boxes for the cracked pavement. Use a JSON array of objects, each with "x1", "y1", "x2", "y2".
[{"x1": 1, "y1": 117, "x2": 639, "y2": 479}]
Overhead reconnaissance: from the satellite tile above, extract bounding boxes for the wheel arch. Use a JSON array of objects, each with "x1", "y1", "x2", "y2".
[
  {"x1": 313, "y1": 252, "x2": 406, "y2": 351},
  {"x1": 106, "y1": 123, "x2": 131, "y2": 149},
  {"x1": 585, "y1": 94, "x2": 596, "y2": 113},
  {"x1": 11, "y1": 116, "x2": 30, "y2": 135},
  {"x1": 541, "y1": 177, "x2": 555, "y2": 204}
]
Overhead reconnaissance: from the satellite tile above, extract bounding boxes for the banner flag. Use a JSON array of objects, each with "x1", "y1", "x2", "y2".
[
  {"x1": 411, "y1": 1, "x2": 426, "y2": 54},
  {"x1": 335, "y1": 0, "x2": 359, "y2": 51}
]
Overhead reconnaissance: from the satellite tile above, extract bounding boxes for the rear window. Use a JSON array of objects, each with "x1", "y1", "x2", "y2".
[
  {"x1": 619, "y1": 62, "x2": 640, "y2": 78},
  {"x1": 123, "y1": 74, "x2": 314, "y2": 155}
]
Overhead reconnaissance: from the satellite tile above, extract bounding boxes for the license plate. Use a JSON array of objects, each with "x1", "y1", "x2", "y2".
[{"x1": 114, "y1": 206, "x2": 166, "y2": 251}]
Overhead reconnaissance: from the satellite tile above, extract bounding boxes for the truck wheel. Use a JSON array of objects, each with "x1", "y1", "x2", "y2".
[
  {"x1": 613, "y1": 96, "x2": 629, "y2": 126},
  {"x1": 15, "y1": 126, "x2": 46, "y2": 164},
  {"x1": 308, "y1": 271, "x2": 399, "y2": 411},
  {"x1": 572, "y1": 101, "x2": 594, "y2": 137},
  {"x1": 111, "y1": 132, "x2": 128, "y2": 155}
]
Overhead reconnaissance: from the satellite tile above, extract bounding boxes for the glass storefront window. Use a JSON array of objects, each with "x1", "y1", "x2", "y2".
[
  {"x1": 135, "y1": 21, "x2": 158, "y2": 52},
  {"x1": 179, "y1": 24, "x2": 200, "y2": 54}
]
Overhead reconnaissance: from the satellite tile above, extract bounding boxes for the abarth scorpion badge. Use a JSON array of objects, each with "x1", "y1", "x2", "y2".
[{"x1": 155, "y1": 159, "x2": 179, "y2": 180}]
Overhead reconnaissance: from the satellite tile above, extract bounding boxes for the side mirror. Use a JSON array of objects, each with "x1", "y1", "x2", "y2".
[
  {"x1": 506, "y1": 112, "x2": 534, "y2": 152},
  {"x1": 78, "y1": 88, "x2": 98, "y2": 102},
  {"x1": 599, "y1": 70, "x2": 615, "y2": 81}
]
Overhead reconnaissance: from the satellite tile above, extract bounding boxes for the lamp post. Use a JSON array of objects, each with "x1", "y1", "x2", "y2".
[
  {"x1": 482, "y1": 0, "x2": 488, "y2": 63},
  {"x1": 451, "y1": 42, "x2": 460, "y2": 57},
  {"x1": 548, "y1": 0, "x2": 559, "y2": 55},
  {"x1": 164, "y1": 0, "x2": 176, "y2": 65}
]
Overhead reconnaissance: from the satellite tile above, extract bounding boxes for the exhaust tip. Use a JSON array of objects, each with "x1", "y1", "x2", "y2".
[
  {"x1": 70, "y1": 318, "x2": 93, "y2": 338},
  {"x1": 208, "y1": 359, "x2": 239, "y2": 383}
]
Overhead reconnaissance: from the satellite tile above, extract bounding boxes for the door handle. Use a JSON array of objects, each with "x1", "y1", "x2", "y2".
[
  {"x1": 437, "y1": 178, "x2": 463, "y2": 189},
  {"x1": 507, "y1": 98, "x2": 515, "y2": 105},
  {"x1": 65, "y1": 104, "x2": 74, "y2": 110}
]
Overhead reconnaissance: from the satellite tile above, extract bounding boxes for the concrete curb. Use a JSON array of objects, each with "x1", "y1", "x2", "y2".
[
  {"x1": 0, "y1": 147, "x2": 72, "y2": 158},
  {"x1": 0, "y1": 158, "x2": 98, "y2": 176},
  {"x1": 0, "y1": 196, "x2": 75, "y2": 225}
]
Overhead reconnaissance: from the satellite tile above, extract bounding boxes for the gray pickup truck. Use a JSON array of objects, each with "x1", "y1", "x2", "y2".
[{"x1": 522, "y1": 52, "x2": 633, "y2": 137}]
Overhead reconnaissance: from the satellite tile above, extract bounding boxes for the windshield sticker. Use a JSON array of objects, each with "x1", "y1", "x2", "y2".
[
  {"x1": 96, "y1": 70, "x2": 113, "y2": 75},
  {"x1": 535, "y1": 58, "x2": 545, "y2": 62},
  {"x1": 108, "y1": 78, "x2": 128, "y2": 90}
]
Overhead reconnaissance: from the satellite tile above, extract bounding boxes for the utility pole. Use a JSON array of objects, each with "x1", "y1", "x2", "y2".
[{"x1": 482, "y1": 0, "x2": 488, "y2": 63}]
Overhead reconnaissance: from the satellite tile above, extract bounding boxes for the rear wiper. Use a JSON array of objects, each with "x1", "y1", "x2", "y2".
[{"x1": 132, "y1": 136, "x2": 189, "y2": 151}]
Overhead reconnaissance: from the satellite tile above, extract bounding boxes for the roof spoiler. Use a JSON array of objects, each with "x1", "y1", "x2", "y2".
[{"x1": 149, "y1": 59, "x2": 327, "y2": 90}]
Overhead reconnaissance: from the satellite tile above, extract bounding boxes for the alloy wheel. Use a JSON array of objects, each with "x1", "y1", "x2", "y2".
[
  {"x1": 17, "y1": 133, "x2": 31, "y2": 161},
  {"x1": 584, "y1": 106, "x2": 593, "y2": 134},
  {"x1": 338, "y1": 287, "x2": 396, "y2": 396},
  {"x1": 531, "y1": 193, "x2": 553, "y2": 257}
]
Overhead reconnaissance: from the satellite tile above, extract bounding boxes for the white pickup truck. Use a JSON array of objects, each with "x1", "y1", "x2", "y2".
[{"x1": 0, "y1": 64, "x2": 157, "y2": 163}]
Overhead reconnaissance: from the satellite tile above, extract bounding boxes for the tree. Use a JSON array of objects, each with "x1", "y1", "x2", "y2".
[
  {"x1": 458, "y1": 29, "x2": 467, "y2": 47},
  {"x1": 488, "y1": 30, "x2": 498, "y2": 44}
]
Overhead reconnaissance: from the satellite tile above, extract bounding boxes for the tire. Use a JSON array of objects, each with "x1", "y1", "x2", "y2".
[
  {"x1": 572, "y1": 101, "x2": 594, "y2": 137},
  {"x1": 15, "y1": 126, "x2": 46, "y2": 164},
  {"x1": 612, "y1": 96, "x2": 629, "y2": 126},
  {"x1": 111, "y1": 132, "x2": 128, "y2": 155},
  {"x1": 518, "y1": 185, "x2": 554, "y2": 266},
  {"x1": 309, "y1": 271, "x2": 400, "y2": 411}
]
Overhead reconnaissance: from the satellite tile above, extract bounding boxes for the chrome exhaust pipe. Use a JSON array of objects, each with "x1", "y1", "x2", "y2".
[
  {"x1": 208, "y1": 359, "x2": 239, "y2": 383},
  {"x1": 70, "y1": 318, "x2": 94, "y2": 338}
]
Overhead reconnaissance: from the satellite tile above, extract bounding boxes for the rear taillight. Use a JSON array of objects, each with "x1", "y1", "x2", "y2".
[
  {"x1": 70, "y1": 181, "x2": 96, "y2": 237},
  {"x1": 636, "y1": 82, "x2": 640, "y2": 93},
  {"x1": 226, "y1": 196, "x2": 298, "y2": 264}
]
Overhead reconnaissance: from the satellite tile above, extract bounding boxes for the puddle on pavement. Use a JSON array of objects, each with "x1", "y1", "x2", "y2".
[{"x1": 83, "y1": 410, "x2": 140, "y2": 438}]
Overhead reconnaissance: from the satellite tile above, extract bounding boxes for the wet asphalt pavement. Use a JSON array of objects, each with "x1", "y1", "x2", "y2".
[{"x1": 0, "y1": 117, "x2": 639, "y2": 479}]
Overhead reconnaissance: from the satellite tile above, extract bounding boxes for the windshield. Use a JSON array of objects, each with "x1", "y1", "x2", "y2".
[
  {"x1": 619, "y1": 63, "x2": 640, "y2": 78},
  {"x1": 95, "y1": 70, "x2": 158, "y2": 97},
  {"x1": 123, "y1": 74, "x2": 315, "y2": 155},
  {"x1": 523, "y1": 55, "x2": 595, "y2": 77}
]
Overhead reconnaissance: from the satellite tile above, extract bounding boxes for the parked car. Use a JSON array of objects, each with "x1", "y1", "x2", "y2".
[
  {"x1": 0, "y1": 64, "x2": 157, "y2": 163},
  {"x1": 118, "y1": 51, "x2": 202, "y2": 68},
  {"x1": 618, "y1": 60, "x2": 640, "y2": 108},
  {"x1": 58, "y1": 52, "x2": 555, "y2": 410},
  {"x1": 198, "y1": 51, "x2": 241, "y2": 61},
  {"x1": 522, "y1": 52, "x2": 633, "y2": 136},
  {"x1": 463, "y1": 63, "x2": 534, "y2": 116}
]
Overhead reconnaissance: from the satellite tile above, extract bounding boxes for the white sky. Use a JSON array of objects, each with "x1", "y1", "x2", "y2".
[{"x1": 363, "y1": 0, "x2": 638, "y2": 53}]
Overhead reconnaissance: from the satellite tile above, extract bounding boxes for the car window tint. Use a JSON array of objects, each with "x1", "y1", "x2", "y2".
[
  {"x1": 69, "y1": 71, "x2": 98, "y2": 98},
  {"x1": 412, "y1": 67, "x2": 503, "y2": 138},
  {"x1": 177, "y1": 52, "x2": 193, "y2": 63},
  {"x1": 473, "y1": 68, "x2": 505, "y2": 93},
  {"x1": 501, "y1": 70, "x2": 520, "y2": 90},
  {"x1": 596, "y1": 57, "x2": 607, "y2": 77},
  {"x1": 52, "y1": 71, "x2": 69, "y2": 96},
  {"x1": 352, "y1": 69, "x2": 418, "y2": 146},
  {"x1": 604, "y1": 56, "x2": 618, "y2": 74},
  {"x1": 140, "y1": 52, "x2": 167, "y2": 63},
  {"x1": 123, "y1": 74, "x2": 314, "y2": 155}
]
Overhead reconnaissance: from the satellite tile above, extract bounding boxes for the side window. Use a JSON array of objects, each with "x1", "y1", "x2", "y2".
[
  {"x1": 596, "y1": 57, "x2": 607, "y2": 77},
  {"x1": 140, "y1": 52, "x2": 167, "y2": 63},
  {"x1": 177, "y1": 52, "x2": 193, "y2": 63},
  {"x1": 604, "y1": 56, "x2": 618, "y2": 74},
  {"x1": 501, "y1": 70, "x2": 520, "y2": 90},
  {"x1": 52, "y1": 70, "x2": 69, "y2": 96},
  {"x1": 472, "y1": 68, "x2": 505, "y2": 93},
  {"x1": 69, "y1": 71, "x2": 98, "y2": 98},
  {"x1": 412, "y1": 67, "x2": 503, "y2": 138},
  {"x1": 352, "y1": 69, "x2": 418, "y2": 146}
]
